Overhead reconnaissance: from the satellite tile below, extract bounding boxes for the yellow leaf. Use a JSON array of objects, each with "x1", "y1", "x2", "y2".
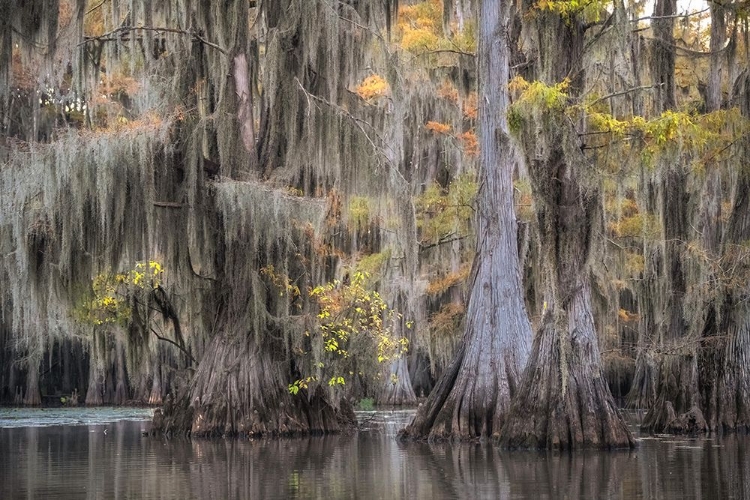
[{"x1": 355, "y1": 75, "x2": 389, "y2": 100}]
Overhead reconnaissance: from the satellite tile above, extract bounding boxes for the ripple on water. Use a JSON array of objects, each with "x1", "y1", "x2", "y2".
[
  {"x1": 355, "y1": 408, "x2": 416, "y2": 434},
  {"x1": 0, "y1": 407, "x2": 154, "y2": 428}
]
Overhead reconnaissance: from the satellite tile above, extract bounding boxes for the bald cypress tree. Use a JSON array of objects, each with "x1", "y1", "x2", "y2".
[
  {"x1": 401, "y1": 0, "x2": 532, "y2": 441},
  {"x1": 498, "y1": 2, "x2": 634, "y2": 449}
]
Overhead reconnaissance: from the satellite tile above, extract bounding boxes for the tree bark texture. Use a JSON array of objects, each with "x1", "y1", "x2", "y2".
[
  {"x1": 501, "y1": 108, "x2": 633, "y2": 448},
  {"x1": 500, "y1": 10, "x2": 633, "y2": 449},
  {"x1": 152, "y1": 333, "x2": 355, "y2": 437},
  {"x1": 701, "y1": 91, "x2": 750, "y2": 431},
  {"x1": 650, "y1": 0, "x2": 677, "y2": 113},
  {"x1": 401, "y1": 0, "x2": 532, "y2": 441},
  {"x1": 707, "y1": 3, "x2": 726, "y2": 112}
]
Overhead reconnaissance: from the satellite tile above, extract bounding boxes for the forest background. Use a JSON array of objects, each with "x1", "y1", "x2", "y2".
[{"x1": 1, "y1": 0, "x2": 749, "y2": 447}]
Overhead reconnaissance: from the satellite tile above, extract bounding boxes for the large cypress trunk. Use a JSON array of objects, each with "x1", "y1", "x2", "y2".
[
  {"x1": 702, "y1": 75, "x2": 750, "y2": 431},
  {"x1": 635, "y1": 0, "x2": 727, "y2": 433},
  {"x1": 152, "y1": 334, "x2": 355, "y2": 437},
  {"x1": 499, "y1": 10, "x2": 633, "y2": 449},
  {"x1": 500, "y1": 109, "x2": 633, "y2": 449},
  {"x1": 400, "y1": 0, "x2": 532, "y2": 440}
]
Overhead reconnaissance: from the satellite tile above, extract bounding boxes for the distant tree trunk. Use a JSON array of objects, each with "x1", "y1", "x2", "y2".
[
  {"x1": 85, "y1": 337, "x2": 105, "y2": 405},
  {"x1": 626, "y1": 182, "x2": 660, "y2": 410},
  {"x1": 726, "y1": 20, "x2": 740, "y2": 104},
  {"x1": 634, "y1": 8, "x2": 749, "y2": 436},
  {"x1": 695, "y1": 53, "x2": 726, "y2": 429},
  {"x1": 400, "y1": 0, "x2": 532, "y2": 440},
  {"x1": 61, "y1": 340, "x2": 73, "y2": 394},
  {"x1": 23, "y1": 356, "x2": 41, "y2": 406},
  {"x1": 113, "y1": 340, "x2": 129, "y2": 405},
  {"x1": 377, "y1": 295, "x2": 416, "y2": 405},
  {"x1": 635, "y1": 0, "x2": 710, "y2": 433},
  {"x1": 499, "y1": 9, "x2": 633, "y2": 449},
  {"x1": 639, "y1": 168, "x2": 702, "y2": 433},
  {"x1": 234, "y1": 53, "x2": 256, "y2": 156},
  {"x1": 0, "y1": 0, "x2": 10, "y2": 135},
  {"x1": 629, "y1": 9, "x2": 645, "y2": 117},
  {"x1": 148, "y1": 350, "x2": 163, "y2": 406},
  {"x1": 707, "y1": 2, "x2": 726, "y2": 112},
  {"x1": 651, "y1": 0, "x2": 677, "y2": 113},
  {"x1": 377, "y1": 73, "x2": 418, "y2": 406},
  {"x1": 628, "y1": 0, "x2": 679, "y2": 411},
  {"x1": 378, "y1": 356, "x2": 416, "y2": 405},
  {"x1": 702, "y1": 75, "x2": 750, "y2": 431}
]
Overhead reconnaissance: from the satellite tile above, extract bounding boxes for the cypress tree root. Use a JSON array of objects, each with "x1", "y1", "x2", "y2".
[
  {"x1": 500, "y1": 291, "x2": 635, "y2": 450},
  {"x1": 151, "y1": 334, "x2": 355, "y2": 437}
]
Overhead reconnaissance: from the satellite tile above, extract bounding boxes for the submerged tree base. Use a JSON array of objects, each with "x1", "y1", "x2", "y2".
[
  {"x1": 642, "y1": 402, "x2": 708, "y2": 435},
  {"x1": 151, "y1": 334, "x2": 355, "y2": 437},
  {"x1": 377, "y1": 357, "x2": 417, "y2": 406},
  {"x1": 500, "y1": 299, "x2": 635, "y2": 450}
]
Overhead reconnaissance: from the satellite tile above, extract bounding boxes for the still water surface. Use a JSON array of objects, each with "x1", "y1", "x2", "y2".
[{"x1": 1, "y1": 408, "x2": 750, "y2": 499}]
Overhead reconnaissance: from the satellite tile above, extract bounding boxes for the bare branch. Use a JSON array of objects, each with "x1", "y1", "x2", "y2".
[
  {"x1": 150, "y1": 328, "x2": 196, "y2": 364},
  {"x1": 294, "y1": 77, "x2": 402, "y2": 177},
  {"x1": 153, "y1": 201, "x2": 182, "y2": 208},
  {"x1": 418, "y1": 49, "x2": 476, "y2": 58},
  {"x1": 85, "y1": 0, "x2": 109, "y2": 15},
  {"x1": 640, "y1": 36, "x2": 728, "y2": 57},
  {"x1": 631, "y1": 7, "x2": 710, "y2": 22},
  {"x1": 79, "y1": 26, "x2": 228, "y2": 55},
  {"x1": 419, "y1": 235, "x2": 468, "y2": 252},
  {"x1": 331, "y1": 5, "x2": 387, "y2": 44},
  {"x1": 588, "y1": 84, "x2": 661, "y2": 106}
]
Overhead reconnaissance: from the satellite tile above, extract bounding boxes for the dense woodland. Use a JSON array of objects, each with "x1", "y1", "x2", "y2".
[{"x1": 1, "y1": 0, "x2": 749, "y2": 448}]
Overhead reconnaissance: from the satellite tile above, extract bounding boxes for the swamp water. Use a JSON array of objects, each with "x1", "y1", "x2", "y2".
[{"x1": 1, "y1": 408, "x2": 749, "y2": 499}]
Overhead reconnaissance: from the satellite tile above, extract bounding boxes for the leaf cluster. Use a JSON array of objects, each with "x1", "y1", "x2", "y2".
[
  {"x1": 396, "y1": 0, "x2": 476, "y2": 55},
  {"x1": 260, "y1": 265, "x2": 301, "y2": 299},
  {"x1": 347, "y1": 196, "x2": 372, "y2": 230},
  {"x1": 415, "y1": 174, "x2": 477, "y2": 246},
  {"x1": 355, "y1": 75, "x2": 390, "y2": 101},
  {"x1": 534, "y1": 0, "x2": 609, "y2": 22},
  {"x1": 290, "y1": 271, "x2": 410, "y2": 394},
  {"x1": 74, "y1": 261, "x2": 164, "y2": 326}
]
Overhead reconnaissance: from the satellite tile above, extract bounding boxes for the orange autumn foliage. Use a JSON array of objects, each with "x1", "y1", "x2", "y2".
[
  {"x1": 437, "y1": 81, "x2": 459, "y2": 103},
  {"x1": 463, "y1": 93, "x2": 478, "y2": 120},
  {"x1": 426, "y1": 121, "x2": 452, "y2": 135},
  {"x1": 426, "y1": 265, "x2": 470, "y2": 296},
  {"x1": 355, "y1": 75, "x2": 389, "y2": 100},
  {"x1": 397, "y1": 0, "x2": 442, "y2": 52},
  {"x1": 459, "y1": 131, "x2": 479, "y2": 156}
]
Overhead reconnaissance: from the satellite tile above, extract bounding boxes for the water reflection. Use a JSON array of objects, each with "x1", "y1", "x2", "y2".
[
  {"x1": 0, "y1": 406, "x2": 154, "y2": 428},
  {"x1": 2, "y1": 413, "x2": 750, "y2": 499}
]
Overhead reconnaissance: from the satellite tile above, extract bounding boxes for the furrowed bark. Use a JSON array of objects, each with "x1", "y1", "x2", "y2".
[
  {"x1": 500, "y1": 8, "x2": 634, "y2": 449},
  {"x1": 153, "y1": 334, "x2": 355, "y2": 437},
  {"x1": 401, "y1": 0, "x2": 532, "y2": 441}
]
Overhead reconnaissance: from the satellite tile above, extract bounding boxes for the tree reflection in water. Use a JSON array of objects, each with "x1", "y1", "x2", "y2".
[{"x1": 2, "y1": 420, "x2": 750, "y2": 499}]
